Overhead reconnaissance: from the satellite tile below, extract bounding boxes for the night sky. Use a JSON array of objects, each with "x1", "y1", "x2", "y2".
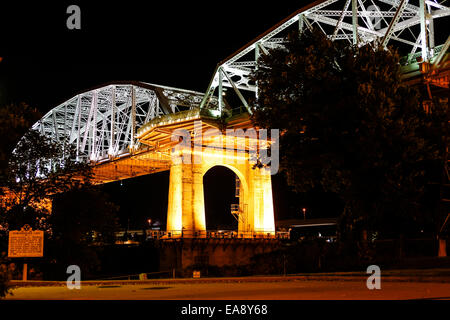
[{"x1": 0, "y1": 0, "x2": 342, "y2": 230}]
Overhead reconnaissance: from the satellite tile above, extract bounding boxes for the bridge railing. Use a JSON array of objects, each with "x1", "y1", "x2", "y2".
[{"x1": 145, "y1": 230, "x2": 290, "y2": 240}]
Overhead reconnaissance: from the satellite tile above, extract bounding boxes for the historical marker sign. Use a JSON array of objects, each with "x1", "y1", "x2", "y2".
[{"x1": 8, "y1": 225, "x2": 44, "y2": 258}]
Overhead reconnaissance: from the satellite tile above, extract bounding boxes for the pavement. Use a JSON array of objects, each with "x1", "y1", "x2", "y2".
[
  {"x1": 4, "y1": 269, "x2": 450, "y2": 300},
  {"x1": 5, "y1": 280, "x2": 450, "y2": 300}
]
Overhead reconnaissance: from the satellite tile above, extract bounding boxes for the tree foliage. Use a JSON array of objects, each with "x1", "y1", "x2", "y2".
[
  {"x1": 0, "y1": 102, "x2": 41, "y2": 184},
  {"x1": 2, "y1": 129, "x2": 93, "y2": 231},
  {"x1": 0, "y1": 102, "x2": 119, "y2": 282},
  {"x1": 50, "y1": 187, "x2": 119, "y2": 245},
  {"x1": 0, "y1": 252, "x2": 12, "y2": 298},
  {"x1": 0, "y1": 102, "x2": 40, "y2": 298},
  {"x1": 251, "y1": 29, "x2": 446, "y2": 239},
  {"x1": 45, "y1": 187, "x2": 120, "y2": 279}
]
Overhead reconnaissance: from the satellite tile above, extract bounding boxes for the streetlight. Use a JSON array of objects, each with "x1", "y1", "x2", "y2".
[
  {"x1": 147, "y1": 219, "x2": 152, "y2": 226},
  {"x1": 302, "y1": 208, "x2": 306, "y2": 220}
]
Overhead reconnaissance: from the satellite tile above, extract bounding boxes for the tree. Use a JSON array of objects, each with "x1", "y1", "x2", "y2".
[
  {"x1": 45, "y1": 187, "x2": 120, "y2": 279},
  {"x1": 0, "y1": 102, "x2": 41, "y2": 184},
  {"x1": 0, "y1": 252, "x2": 12, "y2": 298},
  {"x1": 2, "y1": 128, "x2": 120, "y2": 280},
  {"x1": 0, "y1": 102, "x2": 40, "y2": 297},
  {"x1": 2, "y1": 129, "x2": 92, "y2": 231},
  {"x1": 0, "y1": 102, "x2": 101, "y2": 283},
  {"x1": 251, "y1": 29, "x2": 446, "y2": 244}
]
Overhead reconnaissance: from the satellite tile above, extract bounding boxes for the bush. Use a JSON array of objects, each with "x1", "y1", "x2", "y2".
[
  {"x1": 0, "y1": 252, "x2": 12, "y2": 298},
  {"x1": 248, "y1": 239, "x2": 369, "y2": 274}
]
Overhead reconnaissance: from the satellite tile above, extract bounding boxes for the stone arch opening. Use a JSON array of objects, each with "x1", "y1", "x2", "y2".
[
  {"x1": 202, "y1": 164, "x2": 250, "y2": 235},
  {"x1": 165, "y1": 145, "x2": 275, "y2": 238}
]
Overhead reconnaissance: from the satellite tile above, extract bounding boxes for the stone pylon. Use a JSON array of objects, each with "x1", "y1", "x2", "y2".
[{"x1": 166, "y1": 140, "x2": 275, "y2": 238}]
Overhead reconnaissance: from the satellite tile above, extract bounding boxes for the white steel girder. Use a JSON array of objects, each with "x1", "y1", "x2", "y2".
[
  {"x1": 27, "y1": 1, "x2": 449, "y2": 166},
  {"x1": 31, "y1": 82, "x2": 219, "y2": 163},
  {"x1": 200, "y1": 0, "x2": 450, "y2": 112}
]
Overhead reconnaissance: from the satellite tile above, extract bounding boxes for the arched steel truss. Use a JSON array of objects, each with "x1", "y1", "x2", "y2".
[
  {"x1": 31, "y1": 82, "x2": 218, "y2": 162},
  {"x1": 29, "y1": 0, "x2": 449, "y2": 164},
  {"x1": 200, "y1": 0, "x2": 450, "y2": 112}
]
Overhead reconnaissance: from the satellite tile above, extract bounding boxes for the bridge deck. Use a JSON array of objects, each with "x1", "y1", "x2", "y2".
[{"x1": 91, "y1": 110, "x2": 256, "y2": 184}]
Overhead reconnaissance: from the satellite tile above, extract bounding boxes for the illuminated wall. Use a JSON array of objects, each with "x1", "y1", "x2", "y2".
[{"x1": 166, "y1": 142, "x2": 275, "y2": 238}]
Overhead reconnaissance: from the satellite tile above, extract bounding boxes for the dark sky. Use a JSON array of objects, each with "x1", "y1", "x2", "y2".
[
  {"x1": 0, "y1": 0, "x2": 342, "y2": 229},
  {"x1": 0, "y1": 0, "x2": 311, "y2": 109}
]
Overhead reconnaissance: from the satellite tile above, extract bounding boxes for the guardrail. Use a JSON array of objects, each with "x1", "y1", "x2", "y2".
[
  {"x1": 144, "y1": 230, "x2": 290, "y2": 240},
  {"x1": 92, "y1": 270, "x2": 175, "y2": 281}
]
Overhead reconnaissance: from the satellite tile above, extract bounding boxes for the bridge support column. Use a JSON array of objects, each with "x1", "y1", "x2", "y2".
[
  {"x1": 246, "y1": 165, "x2": 275, "y2": 237},
  {"x1": 166, "y1": 146, "x2": 275, "y2": 238},
  {"x1": 166, "y1": 161, "x2": 206, "y2": 238}
]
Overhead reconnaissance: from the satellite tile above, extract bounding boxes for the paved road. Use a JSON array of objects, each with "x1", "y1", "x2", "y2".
[{"x1": 5, "y1": 279, "x2": 450, "y2": 300}]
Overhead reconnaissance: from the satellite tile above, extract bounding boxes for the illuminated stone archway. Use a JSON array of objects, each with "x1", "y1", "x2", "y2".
[
  {"x1": 166, "y1": 142, "x2": 275, "y2": 238},
  {"x1": 202, "y1": 164, "x2": 249, "y2": 234}
]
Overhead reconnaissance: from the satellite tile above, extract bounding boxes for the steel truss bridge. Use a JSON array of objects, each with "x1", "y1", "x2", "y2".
[
  {"x1": 21, "y1": 0, "x2": 449, "y2": 238},
  {"x1": 31, "y1": 0, "x2": 449, "y2": 175}
]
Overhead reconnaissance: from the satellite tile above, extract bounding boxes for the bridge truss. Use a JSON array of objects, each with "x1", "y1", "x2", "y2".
[
  {"x1": 29, "y1": 0, "x2": 449, "y2": 167},
  {"x1": 200, "y1": 0, "x2": 450, "y2": 112},
  {"x1": 32, "y1": 82, "x2": 219, "y2": 163}
]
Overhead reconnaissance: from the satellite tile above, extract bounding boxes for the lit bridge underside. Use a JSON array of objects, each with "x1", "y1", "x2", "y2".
[
  {"x1": 92, "y1": 108, "x2": 255, "y2": 184},
  {"x1": 25, "y1": 0, "x2": 449, "y2": 238}
]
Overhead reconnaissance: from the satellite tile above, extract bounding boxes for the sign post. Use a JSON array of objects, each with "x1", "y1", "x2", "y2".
[
  {"x1": 8, "y1": 224, "x2": 44, "y2": 281},
  {"x1": 22, "y1": 262, "x2": 27, "y2": 281}
]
